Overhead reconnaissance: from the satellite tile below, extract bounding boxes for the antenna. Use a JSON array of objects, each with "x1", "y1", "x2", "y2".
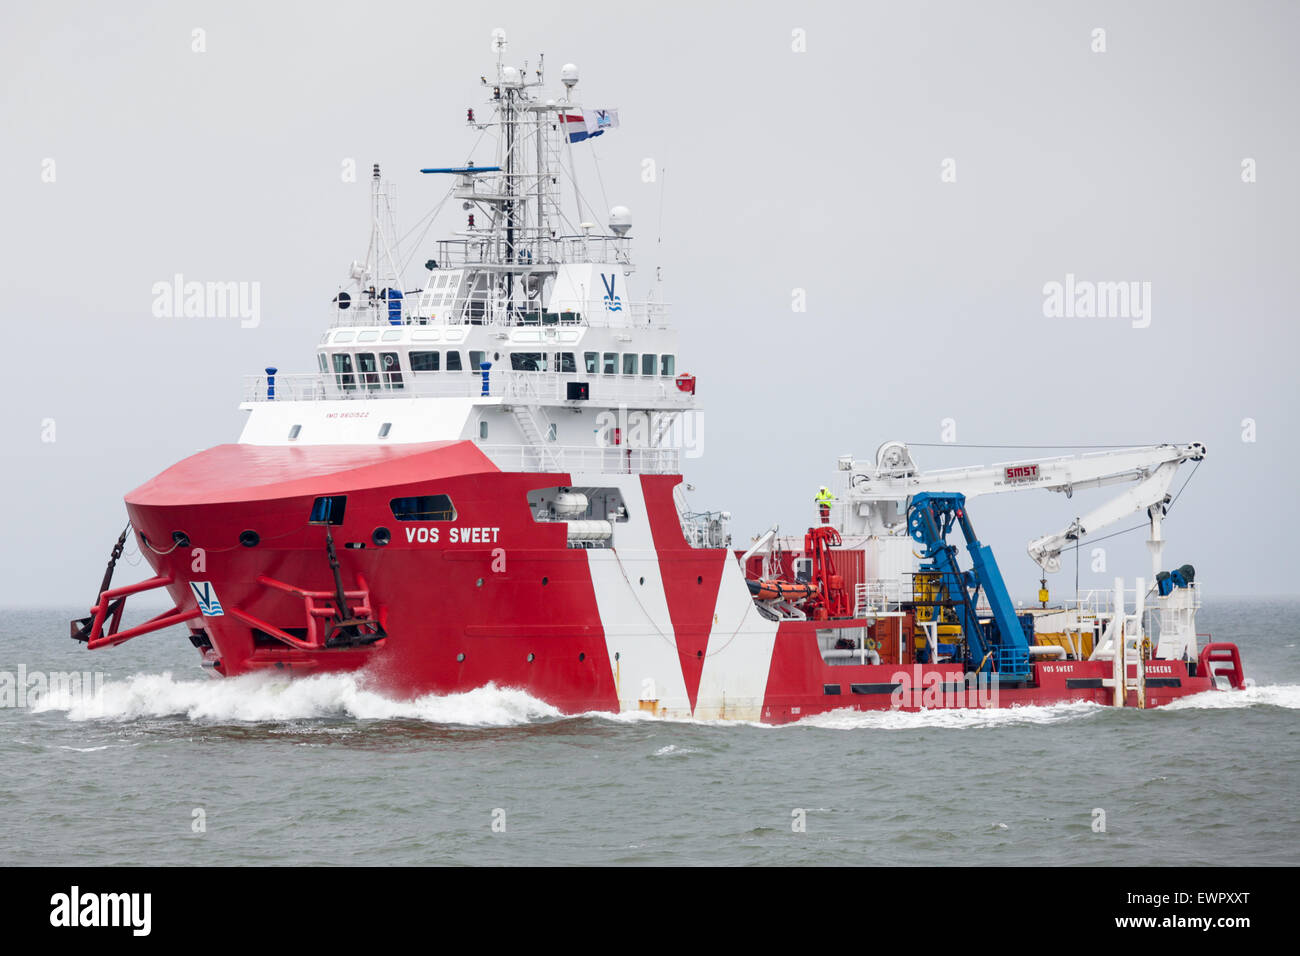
[{"x1": 560, "y1": 63, "x2": 578, "y2": 103}]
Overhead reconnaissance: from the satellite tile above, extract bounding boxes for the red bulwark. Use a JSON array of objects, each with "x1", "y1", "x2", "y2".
[{"x1": 127, "y1": 441, "x2": 498, "y2": 506}]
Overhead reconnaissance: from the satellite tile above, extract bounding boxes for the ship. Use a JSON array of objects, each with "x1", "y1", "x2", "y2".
[{"x1": 72, "y1": 40, "x2": 1246, "y2": 723}]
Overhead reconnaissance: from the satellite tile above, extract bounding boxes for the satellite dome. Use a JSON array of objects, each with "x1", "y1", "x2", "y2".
[
  {"x1": 501, "y1": 65, "x2": 521, "y2": 87},
  {"x1": 560, "y1": 63, "x2": 579, "y2": 89},
  {"x1": 609, "y1": 205, "x2": 632, "y2": 236}
]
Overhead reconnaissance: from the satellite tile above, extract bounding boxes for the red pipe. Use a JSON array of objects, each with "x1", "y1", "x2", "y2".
[
  {"x1": 88, "y1": 606, "x2": 202, "y2": 650},
  {"x1": 227, "y1": 607, "x2": 319, "y2": 651}
]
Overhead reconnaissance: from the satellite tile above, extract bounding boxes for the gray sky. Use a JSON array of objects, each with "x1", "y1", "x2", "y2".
[{"x1": 2, "y1": 0, "x2": 1297, "y2": 605}]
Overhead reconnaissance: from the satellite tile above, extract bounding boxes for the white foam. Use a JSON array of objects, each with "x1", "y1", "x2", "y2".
[
  {"x1": 1160, "y1": 683, "x2": 1300, "y2": 711},
  {"x1": 651, "y1": 744, "x2": 703, "y2": 757},
  {"x1": 793, "y1": 699, "x2": 1105, "y2": 731},
  {"x1": 32, "y1": 669, "x2": 1299, "y2": 728},
  {"x1": 33, "y1": 671, "x2": 561, "y2": 726}
]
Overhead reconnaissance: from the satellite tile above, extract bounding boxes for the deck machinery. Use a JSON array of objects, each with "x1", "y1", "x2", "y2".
[{"x1": 906, "y1": 493, "x2": 1032, "y2": 679}]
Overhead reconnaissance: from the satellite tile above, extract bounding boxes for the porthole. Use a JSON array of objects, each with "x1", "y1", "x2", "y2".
[
  {"x1": 578, "y1": 652, "x2": 586, "y2": 662},
  {"x1": 542, "y1": 576, "x2": 549, "y2": 586},
  {"x1": 697, "y1": 575, "x2": 703, "y2": 584},
  {"x1": 239, "y1": 530, "x2": 260, "y2": 548},
  {"x1": 456, "y1": 652, "x2": 466, "y2": 663},
  {"x1": 527, "y1": 653, "x2": 535, "y2": 663},
  {"x1": 476, "y1": 578, "x2": 484, "y2": 587},
  {"x1": 639, "y1": 576, "x2": 645, "y2": 586}
]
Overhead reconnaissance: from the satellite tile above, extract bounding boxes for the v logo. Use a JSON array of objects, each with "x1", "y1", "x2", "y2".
[{"x1": 190, "y1": 581, "x2": 224, "y2": 616}]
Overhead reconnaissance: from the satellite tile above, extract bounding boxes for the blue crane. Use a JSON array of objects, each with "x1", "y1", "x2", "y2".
[{"x1": 907, "y1": 492, "x2": 1032, "y2": 678}]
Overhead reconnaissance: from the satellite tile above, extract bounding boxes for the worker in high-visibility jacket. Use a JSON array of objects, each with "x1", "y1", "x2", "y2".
[{"x1": 815, "y1": 486, "x2": 835, "y2": 524}]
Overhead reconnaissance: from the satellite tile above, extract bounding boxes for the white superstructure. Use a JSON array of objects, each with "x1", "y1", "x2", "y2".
[{"x1": 239, "y1": 41, "x2": 696, "y2": 479}]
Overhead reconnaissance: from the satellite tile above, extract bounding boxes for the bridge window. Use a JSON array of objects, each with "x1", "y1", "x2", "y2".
[
  {"x1": 446, "y1": 350, "x2": 463, "y2": 372},
  {"x1": 389, "y1": 494, "x2": 457, "y2": 522},
  {"x1": 317, "y1": 353, "x2": 328, "y2": 373},
  {"x1": 584, "y1": 352, "x2": 599, "y2": 374},
  {"x1": 469, "y1": 350, "x2": 486, "y2": 370},
  {"x1": 558, "y1": 352, "x2": 576, "y2": 373},
  {"x1": 660, "y1": 354, "x2": 675, "y2": 376},
  {"x1": 332, "y1": 353, "x2": 355, "y2": 390},
  {"x1": 512, "y1": 352, "x2": 547, "y2": 372},
  {"x1": 603, "y1": 352, "x2": 617, "y2": 374},
  {"x1": 380, "y1": 352, "x2": 403, "y2": 388},
  {"x1": 622, "y1": 353, "x2": 637, "y2": 375},
  {"x1": 356, "y1": 352, "x2": 380, "y2": 389},
  {"x1": 410, "y1": 351, "x2": 439, "y2": 372},
  {"x1": 641, "y1": 353, "x2": 655, "y2": 376}
]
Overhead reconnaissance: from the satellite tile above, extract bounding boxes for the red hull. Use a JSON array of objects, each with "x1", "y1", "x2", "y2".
[{"x1": 90, "y1": 440, "x2": 1238, "y2": 723}]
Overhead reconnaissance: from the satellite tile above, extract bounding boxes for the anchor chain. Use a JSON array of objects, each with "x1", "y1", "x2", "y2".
[{"x1": 70, "y1": 523, "x2": 131, "y2": 642}]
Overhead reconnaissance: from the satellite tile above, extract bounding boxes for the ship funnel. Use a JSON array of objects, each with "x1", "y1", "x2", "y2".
[{"x1": 609, "y1": 205, "x2": 632, "y2": 236}]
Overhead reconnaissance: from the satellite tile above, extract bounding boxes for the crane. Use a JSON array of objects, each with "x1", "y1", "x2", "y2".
[
  {"x1": 836, "y1": 440, "x2": 1206, "y2": 585},
  {"x1": 907, "y1": 492, "x2": 1032, "y2": 676}
]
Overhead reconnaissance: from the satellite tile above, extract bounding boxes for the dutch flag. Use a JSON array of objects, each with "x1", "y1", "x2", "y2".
[
  {"x1": 560, "y1": 109, "x2": 619, "y2": 144},
  {"x1": 561, "y1": 113, "x2": 599, "y2": 144}
]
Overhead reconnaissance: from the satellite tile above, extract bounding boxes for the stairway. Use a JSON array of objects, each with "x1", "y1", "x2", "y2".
[{"x1": 511, "y1": 404, "x2": 560, "y2": 471}]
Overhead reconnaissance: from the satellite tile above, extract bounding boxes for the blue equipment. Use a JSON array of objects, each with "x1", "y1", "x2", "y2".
[{"x1": 907, "y1": 492, "x2": 1032, "y2": 678}]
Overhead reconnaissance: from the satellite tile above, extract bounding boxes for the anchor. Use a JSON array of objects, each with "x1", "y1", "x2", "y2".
[
  {"x1": 312, "y1": 512, "x2": 385, "y2": 649},
  {"x1": 70, "y1": 525, "x2": 130, "y2": 643}
]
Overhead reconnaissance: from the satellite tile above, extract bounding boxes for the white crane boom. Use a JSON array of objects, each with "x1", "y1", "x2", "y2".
[{"x1": 836, "y1": 441, "x2": 1205, "y2": 576}]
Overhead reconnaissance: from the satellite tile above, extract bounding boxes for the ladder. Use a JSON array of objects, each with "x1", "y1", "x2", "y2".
[
  {"x1": 1095, "y1": 577, "x2": 1147, "y2": 708},
  {"x1": 511, "y1": 404, "x2": 560, "y2": 471}
]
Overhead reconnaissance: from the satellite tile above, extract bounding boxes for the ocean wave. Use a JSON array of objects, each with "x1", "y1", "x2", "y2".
[
  {"x1": 1160, "y1": 683, "x2": 1300, "y2": 711},
  {"x1": 30, "y1": 671, "x2": 562, "y2": 727},
  {"x1": 31, "y1": 670, "x2": 1299, "y2": 729},
  {"x1": 651, "y1": 744, "x2": 704, "y2": 757},
  {"x1": 793, "y1": 700, "x2": 1105, "y2": 730}
]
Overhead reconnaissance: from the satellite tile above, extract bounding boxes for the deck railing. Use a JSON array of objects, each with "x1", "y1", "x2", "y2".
[
  {"x1": 244, "y1": 369, "x2": 695, "y2": 407},
  {"x1": 327, "y1": 299, "x2": 669, "y2": 330},
  {"x1": 480, "y1": 444, "x2": 681, "y2": 475}
]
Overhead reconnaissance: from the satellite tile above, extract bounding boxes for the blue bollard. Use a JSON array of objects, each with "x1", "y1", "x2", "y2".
[
  {"x1": 480, "y1": 361, "x2": 492, "y2": 395},
  {"x1": 266, "y1": 366, "x2": 278, "y2": 401}
]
